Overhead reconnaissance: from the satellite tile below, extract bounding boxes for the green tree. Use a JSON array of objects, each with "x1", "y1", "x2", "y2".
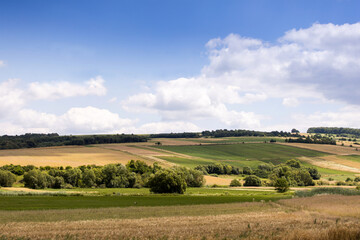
[
  {"x1": 243, "y1": 175, "x2": 262, "y2": 186},
  {"x1": 148, "y1": 169, "x2": 187, "y2": 194},
  {"x1": 229, "y1": 179, "x2": 242, "y2": 187},
  {"x1": 0, "y1": 170, "x2": 16, "y2": 187},
  {"x1": 274, "y1": 178, "x2": 289, "y2": 192}
]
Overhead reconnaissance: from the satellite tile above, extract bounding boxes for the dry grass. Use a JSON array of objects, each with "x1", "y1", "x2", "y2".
[
  {"x1": 149, "y1": 138, "x2": 201, "y2": 146},
  {"x1": 279, "y1": 195, "x2": 360, "y2": 218},
  {"x1": 0, "y1": 145, "x2": 147, "y2": 167},
  {"x1": 299, "y1": 156, "x2": 360, "y2": 173},
  {"x1": 1, "y1": 195, "x2": 360, "y2": 239},
  {"x1": 204, "y1": 175, "x2": 232, "y2": 186},
  {"x1": 278, "y1": 142, "x2": 360, "y2": 155}
]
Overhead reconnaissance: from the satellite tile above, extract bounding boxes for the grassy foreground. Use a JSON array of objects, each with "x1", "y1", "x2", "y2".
[
  {"x1": 0, "y1": 188, "x2": 291, "y2": 210},
  {"x1": 0, "y1": 195, "x2": 359, "y2": 240}
]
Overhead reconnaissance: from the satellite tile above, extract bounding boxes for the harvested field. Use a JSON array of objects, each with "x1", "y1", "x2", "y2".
[
  {"x1": 1, "y1": 195, "x2": 360, "y2": 240},
  {"x1": 299, "y1": 156, "x2": 360, "y2": 173},
  {"x1": 0, "y1": 145, "x2": 146, "y2": 167},
  {"x1": 204, "y1": 175, "x2": 232, "y2": 186},
  {"x1": 278, "y1": 142, "x2": 360, "y2": 155},
  {"x1": 149, "y1": 138, "x2": 202, "y2": 146}
]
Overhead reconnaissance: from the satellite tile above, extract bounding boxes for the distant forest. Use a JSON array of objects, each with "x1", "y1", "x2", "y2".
[
  {"x1": 0, "y1": 133, "x2": 148, "y2": 150},
  {"x1": 150, "y1": 129, "x2": 296, "y2": 138},
  {"x1": 307, "y1": 127, "x2": 360, "y2": 137},
  {"x1": 0, "y1": 129, "x2": 298, "y2": 150}
]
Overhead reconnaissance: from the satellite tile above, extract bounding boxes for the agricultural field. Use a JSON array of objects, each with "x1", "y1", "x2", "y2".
[
  {"x1": 1, "y1": 136, "x2": 360, "y2": 239},
  {"x1": 0, "y1": 192, "x2": 359, "y2": 239},
  {"x1": 154, "y1": 143, "x2": 327, "y2": 168}
]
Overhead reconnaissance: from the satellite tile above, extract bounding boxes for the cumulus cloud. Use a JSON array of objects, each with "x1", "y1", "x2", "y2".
[
  {"x1": 133, "y1": 121, "x2": 201, "y2": 134},
  {"x1": 0, "y1": 79, "x2": 25, "y2": 117},
  {"x1": 282, "y1": 97, "x2": 299, "y2": 107},
  {"x1": 28, "y1": 76, "x2": 106, "y2": 100},
  {"x1": 14, "y1": 107, "x2": 134, "y2": 134},
  {"x1": 123, "y1": 22, "x2": 360, "y2": 131}
]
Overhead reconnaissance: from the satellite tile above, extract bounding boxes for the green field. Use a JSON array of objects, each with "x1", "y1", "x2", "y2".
[
  {"x1": 188, "y1": 137, "x2": 286, "y2": 144},
  {"x1": 0, "y1": 188, "x2": 291, "y2": 210},
  {"x1": 155, "y1": 143, "x2": 327, "y2": 168},
  {"x1": 338, "y1": 154, "x2": 360, "y2": 163}
]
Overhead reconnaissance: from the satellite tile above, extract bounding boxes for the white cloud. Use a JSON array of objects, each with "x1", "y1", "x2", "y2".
[
  {"x1": 28, "y1": 76, "x2": 107, "y2": 100},
  {"x1": 282, "y1": 97, "x2": 299, "y2": 107},
  {"x1": 133, "y1": 121, "x2": 201, "y2": 134},
  {"x1": 122, "y1": 22, "x2": 360, "y2": 131},
  {"x1": 0, "y1": 79, "x2": 25, "y2": 117},
  {"x1": 14, "y1": 106, "x2": 134, "y2": 134},
  {"x1": 0, "y1": 60, "x2": 4, "y2": 67}
]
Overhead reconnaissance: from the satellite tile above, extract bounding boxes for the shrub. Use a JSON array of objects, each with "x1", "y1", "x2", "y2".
[
  {"x1": 229, "y1": 179, "x2": 242, "y2": 187},
  {"x1": 243, "y1": 175, "x2": 262, "y2": 186},
  {"x1": 354, "y1": 177, "x2": 360, "y2": 182},
  {"x1": 172, "y1": 167, "x2": 205, "y2": 187},
  {"x1": 23, "y1": 169, "x2": 51, "y2": 189},
  {"x1": 148, "y1": 169, "x2": 186, "y2": 194},
  {"x1": 0, "y1": 170, "x2": 16, "y2": 187},
  {"x1": 336, "y1": 181, "x2": 347, "y2": 186},
  {"x1": 274, "y1": 178, "x2": 289, "y2": 192},
  {"x1": 242, "y1": 166, "x2": 253, "y2": 175}
]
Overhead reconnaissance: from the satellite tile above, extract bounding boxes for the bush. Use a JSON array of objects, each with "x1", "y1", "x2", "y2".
[
  {"x1": 243, "y1": 175, "x2": 262, "y2": 186},
  {"x1": 148, "y1": 169, "x2": 187, "y2": 194},
  {"x1": 0, "y1": 170, "x2": 16, "y2": 187},
  {"x1": 229, "y1": 179, "x2": 242, "y2": 187},
  {"x1": 274, "y1": 178, "x2": 289, "y2": 192},
  {"x1": 336, "y1": 181, "x2": 347, "y2": 186},
  {"x1": 242, "y1": 166, "x2": 253, "y2": 175},
  {"x1": 23, "y1": 169, "x2": 52, "y2": 189},
  {"x1": 172, "y1": 167, "x2": 205, "y2": 187}
]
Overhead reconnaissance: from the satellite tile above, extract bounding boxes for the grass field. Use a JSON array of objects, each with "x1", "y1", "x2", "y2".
[
  {"x1": 0, "y1": 188, "x2": 291, "y2": 211},
  {"x1": 154, "y1": 143, "x2": 327, "y2": 168},
  {"x1": 0, "y1": 194, "x2": 359, "y2": 240}
]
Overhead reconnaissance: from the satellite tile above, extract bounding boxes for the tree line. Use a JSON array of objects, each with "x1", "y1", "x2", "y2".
[
  {"x1": 286, "y1": 135, "x2": 336, "y2": 145},
  {"x1": 307, "y1": 127, "x2": 360, "y2": 137},
  {"x1": 0, "y1": 133, "x2": 148, "y2": 150},
  {"x1": 201, "y1": 129, "x2": 297, "y2": 138},
  {"x1": 196, "y1": 159, "x2": 320, "y2": 188},
  {"x1": 0, "y1": 160, "x2": 205, "y2": 193}
]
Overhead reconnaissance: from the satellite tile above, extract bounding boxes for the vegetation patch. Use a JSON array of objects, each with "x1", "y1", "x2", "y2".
[{"x1": 295, "y1": 187, "x2": 360, "y2": 197}]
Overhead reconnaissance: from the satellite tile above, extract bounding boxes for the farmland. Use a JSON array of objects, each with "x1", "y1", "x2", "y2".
[
  {"x1": 0, "y1": 194, "x2": 359, "y2": 239},
  {"x1": 1, "y1": 136, "x2": 360, "y2": 239}
]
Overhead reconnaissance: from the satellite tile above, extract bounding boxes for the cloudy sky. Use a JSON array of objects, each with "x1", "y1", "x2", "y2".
[{"x1": 1, "y1": 0, "x2": 360, "y2": 135}]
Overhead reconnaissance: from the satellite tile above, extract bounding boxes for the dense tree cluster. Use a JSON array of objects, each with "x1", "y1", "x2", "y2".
[
  {"x1": 149, "y1": 132, "x2": 200, "y2": 138},
  {"x1": 195, "y1": 163, "x2": 241, "y2": 175},
  {"x1": 0, "y1": 160, "x2": 205, "y2": 192},
  {"x1": 307, "y1": 127, "x2": 360, "y2": 137},
  {"x1": 201, "y1": 129, "x2": 296, "y2": 138},
  {"x1": 286, "y1": 135, "x2": 336, "y2": 145},
  {"x1": 0, "y1": 133, "x2": 148, "y2": 150}
]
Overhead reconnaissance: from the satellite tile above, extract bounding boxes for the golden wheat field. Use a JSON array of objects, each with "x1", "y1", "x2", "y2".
[
  {"x1": 0, "y1": 145, "x2": 151, "y2": 167},
  {"x1": 0, "y1": 195, "x2": 359, "y2": 240}
]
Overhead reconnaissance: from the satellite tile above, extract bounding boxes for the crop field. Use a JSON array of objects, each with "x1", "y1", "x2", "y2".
[
  {"x1": 154, "y1": 143, "x2": 327, "y2": 168},
  {"x1": 0, "y1": 194, "x2": 359, "y2": 240},
  {"x1": 187, "y1": 136, "x2": 286, "y2": 144},
  {"x1": 0, "y1": 145, "x2": 148, "y2": 167}
]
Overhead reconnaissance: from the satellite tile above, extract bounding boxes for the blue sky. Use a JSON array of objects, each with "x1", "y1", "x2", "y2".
[{"x1": 1, "y1": 0, "x2": 360, "y2": 134}]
